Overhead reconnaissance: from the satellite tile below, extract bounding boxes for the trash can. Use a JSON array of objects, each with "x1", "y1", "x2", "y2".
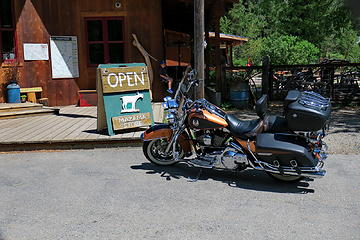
[
  {"x1": 6, "y1": 82, "x2": 21, "y2": 103},
  {"x1": 229, "y1": 82, "x2": 249, "y2": 108}
]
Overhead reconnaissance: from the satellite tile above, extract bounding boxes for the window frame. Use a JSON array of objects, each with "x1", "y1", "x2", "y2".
[
  {"x1": 85, "y1": 17, "x2": 125, "y2": 67},
  {"x1": 0, "y1": 0, "x2": 16, "y2": 63}
]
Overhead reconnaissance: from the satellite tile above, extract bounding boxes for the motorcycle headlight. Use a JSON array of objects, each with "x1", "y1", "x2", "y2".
[
  {"x1": 163, "y1": 96, "x2": 172, "y2": 102},
  {"x1": 167, "y1": 99, "x2": 179, "y2": 108},
  {"x1": 162, "y1": 97, "x2": 178, "y2": 110}
]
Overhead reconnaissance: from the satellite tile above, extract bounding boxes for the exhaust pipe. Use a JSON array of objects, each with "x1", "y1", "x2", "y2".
[
  {"x1": 301, "y1": 169, "x2": 326, "y2": 178},
  {"x1": 263, "y1": 168, "x2": 326, "y2": 179}
]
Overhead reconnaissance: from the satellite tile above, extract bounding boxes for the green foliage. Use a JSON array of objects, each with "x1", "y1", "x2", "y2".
[
  {"x1": 237, "y1": 38, "x2": 265, "y2": 65},
  {"x1": 220, "y1": 1, "x2": 266, "y2": 39},
  {"x1": 221, "y1": 0, "x2": 360, "y2": 65},
  {"x1": 232, "y1": 58, "x2": 247, "y2": 66},
  {"x1": 261, "y1": 35, "x2": 320, "y2": 65},
  {"x1": 321, "y1": 23, "x2": 360, "y2": 61}
]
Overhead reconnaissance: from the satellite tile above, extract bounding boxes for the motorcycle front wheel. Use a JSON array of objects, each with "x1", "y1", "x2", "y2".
[
  {"x1": 143, "y1": 139, "x2": 184, "y2": 166},
  {"x1": 267, "y1": 172, "x2": 303, "y2": 182}
]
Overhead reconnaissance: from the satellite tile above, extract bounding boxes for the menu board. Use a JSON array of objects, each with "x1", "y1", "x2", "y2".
[{"x1": 50, "y1": 36, "x2": 79, "y2": 79}]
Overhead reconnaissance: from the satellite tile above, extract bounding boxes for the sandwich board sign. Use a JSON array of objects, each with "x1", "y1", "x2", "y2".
[{"x1": 97, "y1": 63, "x2": 154, "y2": 136}]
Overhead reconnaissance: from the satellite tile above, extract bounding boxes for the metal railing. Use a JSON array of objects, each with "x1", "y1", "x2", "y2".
[{"x1": 225, "y1": 61, "x2": 360, "y2": 105}]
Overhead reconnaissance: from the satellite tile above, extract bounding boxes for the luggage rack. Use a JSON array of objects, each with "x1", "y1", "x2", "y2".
[{"x1": 299, "y1": 91, "x2": 331, "y2": 110}]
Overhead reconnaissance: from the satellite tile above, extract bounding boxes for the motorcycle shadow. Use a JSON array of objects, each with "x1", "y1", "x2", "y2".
[{"x1": 131, "y1": 162, "x2": 315, "y2": 194}]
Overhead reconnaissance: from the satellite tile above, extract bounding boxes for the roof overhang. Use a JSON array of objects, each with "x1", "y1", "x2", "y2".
[{"x1": 208, "y1": 32, "x2": 248, "y2": 46}]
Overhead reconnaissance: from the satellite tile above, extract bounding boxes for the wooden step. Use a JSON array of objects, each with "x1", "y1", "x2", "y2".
[
  {"x1": 0, "y1": 103, "x2": 43, "y2": 113},
  {"x1": 0, "y1": 108, "x2": 59, "y2": 120}
]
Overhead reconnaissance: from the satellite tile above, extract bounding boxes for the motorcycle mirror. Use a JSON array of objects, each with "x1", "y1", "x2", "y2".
[{"x1": 188, "y1": 69, "x2": 197, "y2": 80}]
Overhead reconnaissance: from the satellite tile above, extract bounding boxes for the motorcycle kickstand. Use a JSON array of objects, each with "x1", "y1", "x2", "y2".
[{"x1": 187, "y1": 169, "x2": 203, "y2": 182}]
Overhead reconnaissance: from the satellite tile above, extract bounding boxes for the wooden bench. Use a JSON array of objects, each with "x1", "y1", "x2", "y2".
[{"x1": 20, "y1": 87, "x2": 43, "y2": 103}]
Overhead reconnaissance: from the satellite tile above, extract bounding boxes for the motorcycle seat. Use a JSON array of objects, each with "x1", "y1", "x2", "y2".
[{"x1": 226, "y1": 114, "x2": 264, "y2": 140}]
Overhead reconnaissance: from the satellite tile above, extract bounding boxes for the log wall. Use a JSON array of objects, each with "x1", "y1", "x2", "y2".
[{"x1": 0, "y1": 0, "x2": 164, "y2": 105}]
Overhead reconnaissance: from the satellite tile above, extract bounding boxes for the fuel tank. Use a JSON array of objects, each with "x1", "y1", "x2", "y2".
[{"x1": 188, "y1": 109, "x2": 228, "y2": 130}]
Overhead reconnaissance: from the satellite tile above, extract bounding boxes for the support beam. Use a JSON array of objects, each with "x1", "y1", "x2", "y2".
[
  {"x1": 214, "y1": 0, "x2": 224, "y2": 99},
  {"x1": 215, "y1": 23, "x2": 221, "y2": 93},
  {"x1": 230, "y1": 44, "x2": 234, "y2": 67},
  {"x1": 194, "y1": 0, "x2": 205, "y2": 99}
]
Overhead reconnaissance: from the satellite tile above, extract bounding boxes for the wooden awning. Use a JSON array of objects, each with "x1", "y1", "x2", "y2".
[{"x1": 208, "y1": 32, "x2": 248, "y2": 46}]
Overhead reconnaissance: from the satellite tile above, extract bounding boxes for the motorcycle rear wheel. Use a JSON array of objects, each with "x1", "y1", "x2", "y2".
[
  {"x1": 143, "y1": 139, "x2": 184, "y2": 166},
  {"x1": 267, "y1": 172, "x2": 304, "y2": 182}
]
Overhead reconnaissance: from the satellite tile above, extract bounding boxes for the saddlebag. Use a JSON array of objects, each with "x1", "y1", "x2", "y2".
[
  {"x1": 284, "y1": 91, "x2": 331, "y2": 131},
  {"x1": 255, "y1": 133, "x2": 318, "y2": 167}
]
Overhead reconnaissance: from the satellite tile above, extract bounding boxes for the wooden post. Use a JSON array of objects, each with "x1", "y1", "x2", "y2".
[
  {"x1": 214, "y1": 19, "x2": 221, "y2": 93},
  {"x1": 214, "y1": 1, "x2": 224, "y2": 100},
  {"x1": 205, "y1": 29, "x2": 210, "y2": 86},
  {"x1": 230, "y1": 44, "x2": 234, "y2": 67},
  {"x1": 194, "y1": 0, "x2": 205, "y2": 99},
  {"x1": 261, "y1": 56, "x2": 270, "y2": 95}
]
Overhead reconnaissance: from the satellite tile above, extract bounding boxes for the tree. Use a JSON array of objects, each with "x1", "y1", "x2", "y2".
[
  {"x1": 261, "y1": 35, "x2": 320, "y2": 65},
  {"x1": 221, "y1": 0, "x2": 360, "y2": 65}
]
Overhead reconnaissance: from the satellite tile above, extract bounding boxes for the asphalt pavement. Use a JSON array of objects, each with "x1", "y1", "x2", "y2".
[{"x1": 0, "y1": 148, "x2": 359, "y2": 240}]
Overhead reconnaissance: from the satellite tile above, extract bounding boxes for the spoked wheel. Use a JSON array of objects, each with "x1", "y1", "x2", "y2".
[
  {"x1": 266, "y1": 172, "x2": 304, "y2": 183},
  {"x1": 143, "y1": 139, "x2": 184, "y2": 166}
]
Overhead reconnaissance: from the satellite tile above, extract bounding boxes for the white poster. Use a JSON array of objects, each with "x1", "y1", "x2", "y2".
[
  {"x1": 50, "y1": 36, "x2": 79, "y2": 79},
  {"x1": 24, "y1": 43, "x2": 49, "y2": 60}
]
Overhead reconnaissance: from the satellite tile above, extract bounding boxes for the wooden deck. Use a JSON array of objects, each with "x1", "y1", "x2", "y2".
[{"x1": 0, "y1": 106, "x2": 143, "y2": 146}]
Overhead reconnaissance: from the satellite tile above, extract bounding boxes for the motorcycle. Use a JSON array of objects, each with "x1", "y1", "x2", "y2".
[{"x1": 141, "y1": 70, "x2": 331, "y2": 182}]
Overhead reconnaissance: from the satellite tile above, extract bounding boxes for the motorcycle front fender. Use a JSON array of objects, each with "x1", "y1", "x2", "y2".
[{"x1": 141, "y1": 124, "x2": 192, "y2": 153}]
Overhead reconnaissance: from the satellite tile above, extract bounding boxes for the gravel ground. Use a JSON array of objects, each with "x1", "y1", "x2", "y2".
[
  {"x1": 232, "y1": 105, "x2": 360, "y2": 155},
  {"x1": 326, "y1": 107, "x2": 360, "y2": 154}
]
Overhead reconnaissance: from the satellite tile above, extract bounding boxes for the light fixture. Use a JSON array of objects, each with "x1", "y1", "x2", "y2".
[{"x1": 115, "y1": 1, "x2": 121, "y2": 8}]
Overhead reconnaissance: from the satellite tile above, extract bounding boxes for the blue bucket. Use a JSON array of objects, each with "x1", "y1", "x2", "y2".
[{"x1": 7, "y1": 83, "x2": 21, "y2": 103}]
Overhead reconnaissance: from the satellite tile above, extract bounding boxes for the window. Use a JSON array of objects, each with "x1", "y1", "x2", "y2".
[
  {"x1": 85, "y1": 17, "x2": 125, "y2": 66},
  {"x1": 0, "y1": 0, "x2": 16, "y2": 62}
]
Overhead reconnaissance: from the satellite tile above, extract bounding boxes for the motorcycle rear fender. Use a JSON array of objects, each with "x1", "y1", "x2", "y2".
[{"x1": 141, "y1": 124, "x2": 192, "y2": 153}]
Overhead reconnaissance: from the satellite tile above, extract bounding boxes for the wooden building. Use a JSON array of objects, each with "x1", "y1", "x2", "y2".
[{"x1": 0, "y1": 0, "x2": 238, "y2": 106}]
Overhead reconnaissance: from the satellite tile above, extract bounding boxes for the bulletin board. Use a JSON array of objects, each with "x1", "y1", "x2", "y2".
[
  {"x1": 50, "y1": 36, "x2": 79, "y2": 79},
  {"x1": 23, "y1": 43, "x2": 49, "y2": 61}
]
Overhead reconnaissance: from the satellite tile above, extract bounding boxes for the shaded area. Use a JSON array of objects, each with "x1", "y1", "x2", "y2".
[
  {"x1": 57, "y1": 113, "x2": 97, "y2": 119},
  {"x1": 131, "y1": 162, "x2": 315, "y2": 194},
  {"x1": 329, "y1": 107, "x2": 360, "y2": 134},
  {"x1": 83, "y1": 127, "x2": 146, "y2": 136}
]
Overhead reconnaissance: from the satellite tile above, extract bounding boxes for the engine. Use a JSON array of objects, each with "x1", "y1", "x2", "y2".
[
  {"x1": 194, "y1": 129, "x2": 228, "y2": 147},
  {"x1": 194, "y1": 129, "x2": 248, "y2": 170},
  {"x1": 220, "y1": 147, "x2": 248, "y2": 169}
]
